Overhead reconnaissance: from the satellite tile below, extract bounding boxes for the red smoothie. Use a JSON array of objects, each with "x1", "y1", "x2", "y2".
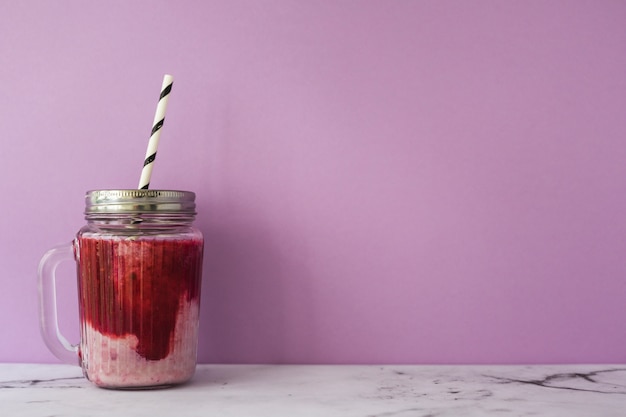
[{"x1": 76, "y1": 233, "x2": 203, "y2": 388}]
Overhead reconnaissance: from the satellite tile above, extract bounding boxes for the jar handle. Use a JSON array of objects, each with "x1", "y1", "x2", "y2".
[{"x1": 37, "y1": 242, "x2": 79, "y2": 365}]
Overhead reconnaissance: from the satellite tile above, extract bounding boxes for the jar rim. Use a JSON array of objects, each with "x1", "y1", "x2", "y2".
[{"x1": 85, "y1": 189, "x2": 196, "y2": 215}]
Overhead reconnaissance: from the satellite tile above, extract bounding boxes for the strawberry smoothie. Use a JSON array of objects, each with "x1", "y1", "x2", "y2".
[{"x1": 76, "y1": 233, "x2": 203, "y2": 388}]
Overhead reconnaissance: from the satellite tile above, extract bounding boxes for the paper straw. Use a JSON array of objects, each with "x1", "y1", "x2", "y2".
[{"x1": 138, "y1": 74, "x2": 174, "y2": 189}]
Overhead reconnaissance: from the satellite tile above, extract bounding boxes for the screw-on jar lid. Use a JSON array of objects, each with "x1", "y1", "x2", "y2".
[{"x1": 85, "y1": 190, "x2": 196, "y2": 215}]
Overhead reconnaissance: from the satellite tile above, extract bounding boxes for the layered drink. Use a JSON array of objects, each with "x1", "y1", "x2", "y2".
[{"x1": 76, "y1": 233, "x2": 203, "y2": 388}]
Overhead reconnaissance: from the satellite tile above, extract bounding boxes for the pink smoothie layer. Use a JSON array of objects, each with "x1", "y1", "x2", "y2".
[{"x1": 81, "y1": 299, "x2": 200, "y2": 388}]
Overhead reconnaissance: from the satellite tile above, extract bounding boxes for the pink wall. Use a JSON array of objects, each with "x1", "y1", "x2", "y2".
[{"x1": 1, "y1": 1, "x2": 625, "y2": 364}]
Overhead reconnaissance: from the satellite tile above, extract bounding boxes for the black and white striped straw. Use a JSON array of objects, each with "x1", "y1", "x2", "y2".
[{"x1": 138, "y1": 74, "x2": 174, "y2": 189}]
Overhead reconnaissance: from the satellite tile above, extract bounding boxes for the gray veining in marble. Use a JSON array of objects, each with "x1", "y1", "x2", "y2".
[{"x1": 1, "y1": 364, "x2": 624, "y2": 416}]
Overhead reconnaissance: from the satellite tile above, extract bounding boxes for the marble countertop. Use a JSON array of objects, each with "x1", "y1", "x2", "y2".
[{"x1": 1, "y1": 364, "x2": 625, "y2": 416}]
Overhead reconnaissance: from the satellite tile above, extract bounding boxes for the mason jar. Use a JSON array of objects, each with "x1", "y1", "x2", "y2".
[{"x1": 38, "y1": 190, "x2": 204, "y2": 389}]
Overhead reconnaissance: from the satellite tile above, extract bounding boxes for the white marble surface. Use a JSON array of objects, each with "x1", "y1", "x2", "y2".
[{"x1": 1, "y1": 364, "x2": 625, "y2": 416}]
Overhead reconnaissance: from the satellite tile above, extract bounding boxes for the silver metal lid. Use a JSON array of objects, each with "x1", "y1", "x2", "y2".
[{"x1": 85, "y1": 190, "x2": 196, "y2": 215}]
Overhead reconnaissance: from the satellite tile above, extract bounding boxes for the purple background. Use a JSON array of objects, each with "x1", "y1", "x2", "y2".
[{"x1": 1, "y1": 1, "x2": 625, "y2": 364}]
